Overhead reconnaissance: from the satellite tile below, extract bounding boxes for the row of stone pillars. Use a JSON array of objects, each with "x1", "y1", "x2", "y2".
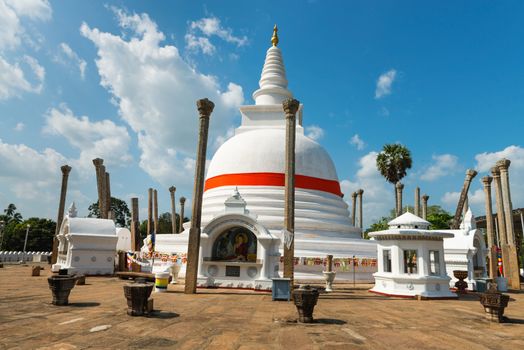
[
  {"x1": 481, "y1": 159, "x2": 520, "y2": 290},
  {"x1": 391, "y1": 183, "x2": 430, "y2": 220}
]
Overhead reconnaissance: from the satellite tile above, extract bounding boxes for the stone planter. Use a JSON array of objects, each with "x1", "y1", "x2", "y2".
[
  {"x1": 453, "y1": 270, "x2": 468, "y2": 293},
  {"x1": 123, "y1": 281, "x2": 154, "y2": 316},
  {"x1": 170, "y1": 264, "x2": 181, "y2": 284},
  {"x1": 322, "y1": 271, "x2": 336, "y2": 292},
  {"x1": 292, "y1": 285, "x2": 319, "y2": 323},
  {"x1": 47, "y1": 275, "x2": 77, "y2": 306},
  {"x1": 75, "y1": 274, "x2": 86, "y2": 285},
  {"x1": 479, "y1": 290, "x2": 510, "y2": 323}
]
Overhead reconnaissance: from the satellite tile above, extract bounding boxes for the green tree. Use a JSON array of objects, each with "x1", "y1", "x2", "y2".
[
  {"x1": 376, "y1": 144, "x2": 413, "y2": 214},
  {"x1": 88, "y1": 197, "x2": 131, "y2": 228},
  {"x1": 2, "y1": 218, "x2": 56, "y2": 251},
  {"x1": 364, "y1": 216, "x2": 390, "y2": 238},
  {"x1": 139, "y1": 213, "x2": 188, "y2": 237},
  {"x1": 1, "y1": 203, "x2": 23, "y2": 224},
  {"x1": 369, "y1": 205, "x2": 453, "y2": 231}
]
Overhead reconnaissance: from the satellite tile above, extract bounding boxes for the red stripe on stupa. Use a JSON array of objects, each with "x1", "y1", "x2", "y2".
[{"x1": 204, "y1": 172, "x2": 343, "y2": 196}]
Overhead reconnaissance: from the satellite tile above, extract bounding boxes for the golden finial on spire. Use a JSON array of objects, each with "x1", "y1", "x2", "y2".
[{"x1": 271, "y1": 24, "x2": 279, "y2": 47}]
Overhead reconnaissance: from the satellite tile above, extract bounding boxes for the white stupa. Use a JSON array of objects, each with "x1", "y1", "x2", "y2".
[{"x1": 150, "y1": 27, "x2": 377, "y2": 289}]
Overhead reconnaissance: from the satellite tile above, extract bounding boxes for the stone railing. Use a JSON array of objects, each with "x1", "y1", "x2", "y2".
[{"x1": 0, "y1": 251, "x2": 51, "y2": 263}]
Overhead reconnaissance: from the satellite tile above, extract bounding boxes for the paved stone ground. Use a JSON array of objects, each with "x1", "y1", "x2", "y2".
[{"x1": 1, "y1": 264, "x2": 523, "y2": 350}]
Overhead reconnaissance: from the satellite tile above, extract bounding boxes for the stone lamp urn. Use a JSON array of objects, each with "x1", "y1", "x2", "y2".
[
  {"x1": 453, "y1": 270, "x2": 468, "y2": 293},
  {"x1": 123, "y1": 280, "x2": 154, "y2": 316},
  {"x1": 322, "y1": 271, "x2": 336, "y2": 292},
  {"x1": 479, "y1": 283, "x2": 510, "y2": 323},
  {"x1": 170, "y1": 264, "x2": 181, "y2": 284},
  {"x1": 47, "y1": 274, "x2": 77, "y2": 305},
  {"x1": 292, "y1": 285, "x2": 320, "y2": 323}
]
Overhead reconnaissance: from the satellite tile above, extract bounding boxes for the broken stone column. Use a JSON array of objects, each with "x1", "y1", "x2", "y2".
[
  {"x1": 451, "y1": 169, "x2": 477, "y2": 229},
  {"x1": 491, "y1": 166, "x2": 509, "y2": 278},
  {"x1": 497, "y1": 159, "x2": 520, "y2": 290},
  {"x1": 105, "y1": 172, "x2": 112, "y2": 220},
  {"x1": 99, "y1": 164, "x2": 107, "y2": 219},
  {"x1": 52, "y1": 165, "x2": 72, "y2": 264},
  {"x1": 153, "y1": 189, "x2": 159, "y2": 234},
  {"x1": 147, "y1": 188, "x2": 153, "y2": 235},
  {"x1": 185, "y1": 98, "x2": 214, "y2": 294},
  {"x1": 169, "y1": 186, "x2": 177, "y2": 234},
  {"x1": 421, "y1": 194, "x2": 429, "y2": 220},
  {"x1": 351, "y1": 192, "x2": 357, "y2": 227},
  {"x1": 131, "y1": 198, "x2": 140, "y2": 251},
  {"x1": 395, "y1": 182, "x2": 404, "y2": 217},
  {"x1": 282, "y1": 98, "x2": 300, "y2": 287},
  {"x1": 357, "y1": 189, "x2": 364, "y2": 231},
  {"x1": 481, "y1": 176, "x2": 498, "y2": 280},
  {"x1": 414, "y1": 187, "x2": 420, "y2": 217},
  {"x1": 179, "y1": 197, "x2": 186, "y2": 233},
  {"x1": 93, "y1": 158, "x2": 107, "y2": 219}
]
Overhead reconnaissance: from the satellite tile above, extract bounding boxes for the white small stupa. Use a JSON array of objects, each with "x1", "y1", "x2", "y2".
[{"x1": 369, "y1": 212, "x2": 456, "y2": 298}]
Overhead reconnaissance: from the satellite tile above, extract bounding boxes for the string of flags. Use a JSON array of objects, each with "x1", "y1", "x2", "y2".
[
  {"x1": 126, "y1": 251, "x2": 187, "y2": 268},
  {"x1": 279, "y1": 256, "x2": 377, "y2": 271}
]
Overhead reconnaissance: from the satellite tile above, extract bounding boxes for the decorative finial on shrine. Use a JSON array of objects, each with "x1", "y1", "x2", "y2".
[{"x1": 271, "y1": 24, "x2": 279, "y2": 47}]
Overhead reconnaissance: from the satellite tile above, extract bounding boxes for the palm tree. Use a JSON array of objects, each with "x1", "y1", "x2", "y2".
[
  {"x1": 376, "y1": 144, "x2": 413, "y2": 215},
  {"x1": 3, "y1": 204, "x2": 22, "y2": 224}
]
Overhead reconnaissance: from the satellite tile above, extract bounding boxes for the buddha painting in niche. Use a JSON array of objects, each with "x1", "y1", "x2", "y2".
[{"x1": 212, "y1": 227, "x2": 257, "y2": 262}]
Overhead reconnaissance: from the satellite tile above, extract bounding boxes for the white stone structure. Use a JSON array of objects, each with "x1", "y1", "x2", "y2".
[
  {"x1": 145, "y1": 33, "x2": 377, "y2": 289},
  {"x1": 116, "y1": 228, "x2": 132, "y2": 252},
  {"x1": 369, "y1": 212, "x2": 456, "y2": 298},
  {"x1": 443, "y1": 207, "x2": 488, "y2": 290},
  {"x1": 52, "y1": 206, "x2": 117, "y2": 275}
]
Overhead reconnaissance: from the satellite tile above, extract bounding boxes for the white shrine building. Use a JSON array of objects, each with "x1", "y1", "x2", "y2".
[
  {"x1": 369, "y1": 212, "x2": 456, "y2": 299},
  {"x1": 148, "y1": 29, "x2": 377, "y2": 289}
]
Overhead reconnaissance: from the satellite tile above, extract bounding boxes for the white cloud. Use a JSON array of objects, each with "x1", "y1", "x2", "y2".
[
  {"x1": 474, "y1": 145, "x2": 524, "y2": 172},
  {"x1": 340, "y1": 151, "x2": 393, "y2": 228},
  {"x1": 0, "y1": 0, "x2": 51, "y2": 51},
  {"x1": 305, "y1": 125, "x2": 324, "y2": 141},
  {"x1": 0, "y1": 55, "x2": 44, "y2": 99},
  {"x1": 185, "y1": 33, "x2": 215, "y2": 55},
  {"x1": 80, "y1": 9, "x2": 244, "y2": 186},
  {"x1": 14, "y1": 122, "x2": 24, "y2": 131},
  {"x1": 0, "y1": 138, "x2": 65, "y2": 202},
  {"x1": 441, "y1": 191, "x2": 460, "y2": 207},
  {"x1": 349, "y1": 134, "x2": 365, "y2": 150},
  {"x1": 420, "y1": 154, "x2": 460, "y2": 181},
  {"x1": 375, "y1": 69, "x2": 397, "y2": 99},
  {"x1": 189, "y1": 17, "x2": 247, "y2": 46},
  {"x1": 58, "y1": 42, "x2": 87, "y2": 79},
  {"x1": 214, "y1": 127, "x2": 235, "y2": 149},
  {"x1": 43, "y1": 105, "x2": 132, "y2": 175}
]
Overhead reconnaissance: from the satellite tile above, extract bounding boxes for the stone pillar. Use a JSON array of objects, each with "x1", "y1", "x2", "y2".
[
  {"x1": 481, "y1": 176, "x2": 498, "y2": 279},
  {"x1": 351, "y1": 192, "x2": 357, "y2": 227},
  {"x1": 179, "y1": 197, "x2": 186, "y2": 233},
  {"x1": 185, "y1": 98, "x2": 214, "y2": 294},
  {"x1": 414, "y1": 187, "x2": 420, "y2": 217},
  {"x1": 497, "y1": 159, "x2": 520, "y2": 290},
  {"x1": 52, "y1": 165, "x2": 72, "y2": 264},
  {"x1": 105, "y1": 172, "x2": 112, "y2": 220},
  {"x1": 147, "y1": 188, "x2": 153, "y2": 235},
  {"x1": 395, "y1": 182, "x2": 404, "y2": 217},
  {"x1": 451, "y1": 169, "x2": 477, "y2": 229},
  {"x1": 93, "y1": 158, "x2": 107, "y2": 219},
  {"x1": 153, "y1": 189, "x2": 159, "y2": 234},
  {"x1": 357, "y1": 189, "x2": 364, "y2": 231},
  {"x1": 282, "y1": 98, "x2": 300, "y2": 288},
  {"x1": 491, "y1": 166, "x2": 508, "y2": 278},
  {"x1": 169, "y1": 186, "x2": 177, "y2": 233},
  {"x1": 421, "y1": 194, "x2": 429, "y2": 220},
  {"x1": 131, "y1": 198, "x2": 139, "y2": 251}
]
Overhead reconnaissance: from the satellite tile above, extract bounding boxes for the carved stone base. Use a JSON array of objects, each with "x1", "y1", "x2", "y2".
[
  {"x1": 293, "y1": 285, "x2": 319, "y2": 323},
  {"x1": 480, "y1": 291, "x2": 510, "y2": 323},
  {"x1": 48, "y1": 275, "x2": 77, "y2": 306},
  {"x1": 123, "y1": 282, "x2": 154, "y2": 316}
]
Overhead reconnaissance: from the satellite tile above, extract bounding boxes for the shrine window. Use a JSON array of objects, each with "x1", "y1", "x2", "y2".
[
  {"x1": 429, "y1": 250, "x2": 440, "y2": 275},
  {"x1": 382, "y1": 249, "x2": 392, "y2": 272},
  {"x1": 403, "y1": 249, "x2": 418, "y2": 274}
]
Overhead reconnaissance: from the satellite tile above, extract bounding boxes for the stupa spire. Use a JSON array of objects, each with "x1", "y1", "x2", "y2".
[
  {"x1": 252, "y1": 25, "x2": 293, "y2": 105},
  {"x1": 271, "y1": 24, "x2": 279, "y2": 46}
]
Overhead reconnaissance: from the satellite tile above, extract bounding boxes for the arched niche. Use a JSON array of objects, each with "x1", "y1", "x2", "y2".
[{"x1": 212, "y1": 226, "x2": 257, "y2": 262}]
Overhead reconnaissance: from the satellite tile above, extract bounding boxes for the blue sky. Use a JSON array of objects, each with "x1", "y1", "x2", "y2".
[{"x1": 1, "y1": 0, "x2": 523, "y2": 228}]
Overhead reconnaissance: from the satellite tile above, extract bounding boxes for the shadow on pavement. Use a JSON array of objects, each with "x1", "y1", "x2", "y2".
[{"x1": 69, "y1": 302, "x2": 100, "y2": 307}]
